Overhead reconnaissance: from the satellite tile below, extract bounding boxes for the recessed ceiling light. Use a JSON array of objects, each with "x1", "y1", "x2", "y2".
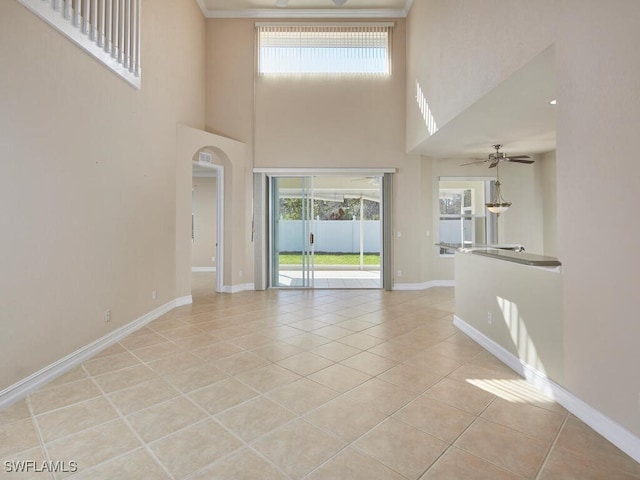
[{"x1": 549, "y1": 99, "x2": 557, "y2": 105}]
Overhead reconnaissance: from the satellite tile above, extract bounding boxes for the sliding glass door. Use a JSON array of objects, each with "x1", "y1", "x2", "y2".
[{"x1": 271, "y1": 176, "x2": 315, "y2": 287}]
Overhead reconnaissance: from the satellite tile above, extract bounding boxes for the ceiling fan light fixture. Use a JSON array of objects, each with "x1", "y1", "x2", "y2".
[
  {"x1": 486, "y1": 178, "x2": 511, "y2": 216},
  {"x1": 332, "y1": 0, "x2": 348, "y2": 5},
  {"x1": 275, "y1": 0, "x2": 289, "y2": 7}
]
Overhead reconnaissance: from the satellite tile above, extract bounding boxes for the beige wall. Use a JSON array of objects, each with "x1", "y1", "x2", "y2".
[
  {"x1": 206, "y1": 17, "x2": 426, "y2": 285},
  {"x1": 541, "y1": 151, "x2": 558, "y2": 256},
  {"x1": 408, "y1": 0, "x2": 640, "y2": 439},
  {"x1": 0, "y1": 0, "x2": 206, "y2": 390},
  {"x1": 191, "y1": 177, "x2": 217, "y2": 268}
]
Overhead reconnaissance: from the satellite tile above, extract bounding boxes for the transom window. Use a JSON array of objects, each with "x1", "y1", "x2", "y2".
[{"x1": 256, "y1": 23, "x2": 392, "y2": 76}]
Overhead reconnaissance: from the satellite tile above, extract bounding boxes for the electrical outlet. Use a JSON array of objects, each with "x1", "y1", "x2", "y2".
[
  {"x1": 211, "y1": 256, "x2": 215, "y2": 263},
  {"x1": 426, "y1": 230, "x2": 431, "y2": 237},
  {"x1": 239, "y1": 270, "x2": 243, "y2": 278},
  {"x1": 396, "y1": 231, "x2": 402, "y2": 237},
  {"x1": 152, "y1": 290, "x2": 157, "y2": 300},
  {"x1": 397, "y1": 270, "x2": 402, "y2": 277},
  {"x1": 487, "y1": 312, "x2": 493, "y2": 325},
  {"x1": 104, "y1": 309, "x2": 111, "y2": 323}
]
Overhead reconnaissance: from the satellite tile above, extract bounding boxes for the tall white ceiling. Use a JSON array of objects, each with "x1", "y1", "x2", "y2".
[{"x1": 197, "y1": 0, "x2": 413, "y2": 18}]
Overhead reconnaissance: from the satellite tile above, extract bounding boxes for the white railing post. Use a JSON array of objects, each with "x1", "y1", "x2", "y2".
[{"x1": 19, "y1": 0, "x2": 140, "y2": 88}]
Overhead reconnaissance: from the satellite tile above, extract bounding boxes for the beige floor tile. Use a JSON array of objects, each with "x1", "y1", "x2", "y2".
[
  {"x1": 71, "y1": 448, "x2": 170, "y2": 480},
  {"x1": 235, "y1": 364, "x2": 301, "y2": 393},
  {"x1": 0, "y1": 400, "x2": 31, "y2": 425},
  {"x1": 455, "y1": 418, "x2": 549, "y2": 478},
  {"x1": 305, "y1": 396, "x2": 386, "y2": 442},
  {"x1": 161, "y1": 363, "x2": 228, "y2": 393},
  {"x1": 306, "y1": 447, "x2": 405, "y2": 480},
  {"x1": 334, "y1": 318, "x2": 377, "y2": 332},
  {"x1": 150, "y1": 419, "x2": 242, "y2": 480},
  {"x1": 29, "y1": 378, "x2": 103, "y2": 415},
  {"x1": 289, "y1": 319, "x2": 330, "y2": 332},
  {"x1": 394, "y1": 395, "x2": 475, "y2": 443},
  {"x1": 0, "y1": 446, "x2": 48, "y2": 480},
  {"x1": 403, "y1": 350, "x2": 465, "y2": 376},
  {"x1": 192, "y1": 341, "x2": 245, "y2": 362},
  {"x1": 42, "y1": 366, "x2": 89, "y2": 390},
  {"x1": 346, "y1": 378, "x2": 417, "y2": 415},
  {"x1": 215, "y1": 396, "x2": 296, "y2": 442},
  {"x1": 148, "y1": 316, "x2": 189, "y2": 332},
  {"x1": 157, "y1": 325, "x2": 205, "y2": 341},
  {"x1": 0, "y1": 418, "x2": 40, "y2": 458},
  {"x1": 337, "y1": 332, "x2": 384, "y2": 350},
  {"x1": 308, "y1": 364, "x2": 371, "y2": 393},
  {"x1": 253, "y1": 419, "x2": 346, "y2": 479},
  {"x1": 108, "y1": 378, "x2": 179, "y2": 415},
  {"x1": 188, "y1": 378, "x2": 259, "y2": 415},
  {"x1": 282, "y1": 333, "x2": 332, "y2": 350},
  {"x1": 92, "y1": 364, "x2": 158, "y2": 393},
  {"x1": 423, "y1": 342, "x2": 484, "y2": 363},
  {"x1": 277, "y1": 352, "x2": 334, "y2": 376},
  {"x1": 367, "y1": 341, "x2": 424, "y2": 362},
  {"x1": 340, "y1": 351, "x2": 396, "y2": 376},
  {"x1": 448, "y1": 363, "x2": 522, "y2": 383},
  {"x1": 251, "y1": 341, "x2": 303, "y2": 362},
  {"x1": 82, "y1": 351, "x2": 141, "y2": 376},
  {"x1": 552, "y1": 416, "x2": 640, "y2": 477},
  {"x1": 131, "y1": 341, "x2": 184, "y2": 363},
  {"x1": 260, "y1": 325, "x2": 305, "y2": 341},
  {"x1": 147, "y1": 352, "x2": 205, "y2": 376},
  {"x1": 354, "y1": 417, "x2": 448, "y2": 479},
  {"x1": 423, "y1": 378, "x2": 495, "y2": 415},
  {"x1": 311, "y1": 325, "x2": 354, "y2": 340},
  {"x1": 126, "y1": 396, "x2": 206, "y2": 443},
  {"x1": 213, "y1": 351, "x2": 271, "y2": 376},
  {"x1": 46, "y1": 420, "x2": 140, "y2": 479},
  {"x1": 266, "y1": 378, "x2": 340, "y2": 414},
  {"x1": 120, "y1": 331, "x2": 167, "y2": 350},
  {"x1": 537, "y1": 444, "x2": 639, "y2": 480},
  {"x1": 421, "y1": 446, "x2": 526, "y2": 480},
  {"x1": 311, "y1": 342, "x2": 361, "y2": 362},
  {"x1": 229, "y1": 333, "x2": 275, "y2": 350},
  {"x1": 378, "y1": 363, "x2": 443, "y2": 394},
  {"x1": 480, "y1": 398, "x2": 565, "y2": 444},
  {"x1": 188, "y1": 448, "x2": 287, "y2": 480},
  {"x1": 35, "y1": 397, "x2": 119, "y2": 443},
  {"x1": 173, "y1": 333, "x2": 220, "y2": 350}
]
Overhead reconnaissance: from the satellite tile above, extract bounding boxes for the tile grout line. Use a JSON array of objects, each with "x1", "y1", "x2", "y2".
[
  {"x1": 25, "y1": 394, "x2": 55, "y2": 480},
  {"x1": 533, "y1": 412, "x2": 570, "y2": 480}
]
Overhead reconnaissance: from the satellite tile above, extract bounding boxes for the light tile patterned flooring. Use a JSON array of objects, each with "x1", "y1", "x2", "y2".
[{"x1": 1, "y1": 274, "x2": 639, "y2": 479}]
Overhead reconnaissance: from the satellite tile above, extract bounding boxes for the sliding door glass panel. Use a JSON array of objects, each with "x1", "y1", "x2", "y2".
[{"x1": 270, "y1": 176, "x2": 314, "y2": 287}]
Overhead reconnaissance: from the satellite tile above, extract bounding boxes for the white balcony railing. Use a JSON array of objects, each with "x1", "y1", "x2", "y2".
[{"x1": 18, "y1": 0, "x2": 141, "y2": 89}]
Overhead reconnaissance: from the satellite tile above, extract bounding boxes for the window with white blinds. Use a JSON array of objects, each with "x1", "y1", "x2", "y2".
[{"x1": 257, "y1": 23, "x2": 393, "y2": 76}]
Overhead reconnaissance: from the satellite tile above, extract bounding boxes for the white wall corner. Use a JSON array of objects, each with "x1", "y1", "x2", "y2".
[
  {"x1": 0, "y1": 296, "x2": 189, "y2": 410},
  {"x1": 222, "y1": 283, "x2": 255, "y2": 294},
  {"x1": 453, "y1": 315, "x2": 640, "y2": 464}
]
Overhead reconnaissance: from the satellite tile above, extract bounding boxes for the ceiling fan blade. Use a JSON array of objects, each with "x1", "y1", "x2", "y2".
[
  {"x1": 460, "y1": 160, "x2": 488, "y2": 166},
  {"x1": 506, "y1": 159, "x2": 535, "y2": 164},
  {"x1": 506, "y1": 155, "x2": 531, "y2": 159},
  {"x1": 489, "y1": 161, "x2": 499, "y2": 168}
]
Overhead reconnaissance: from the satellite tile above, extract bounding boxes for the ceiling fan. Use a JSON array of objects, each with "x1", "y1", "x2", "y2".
[
  {"x1": 461, "y1": 144, "x2": 534, "y2": 168},
  {"x1": 276, "y1": 0, "x2": 348, "y2": 6}
]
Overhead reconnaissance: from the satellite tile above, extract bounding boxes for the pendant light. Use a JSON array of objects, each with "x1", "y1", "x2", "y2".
[{"x1": 486, "y1": 163, "x2": 511, "y2": 216}]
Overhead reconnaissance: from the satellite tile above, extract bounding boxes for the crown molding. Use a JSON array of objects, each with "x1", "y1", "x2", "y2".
[{"x1": 196, "y1": 0, "x2": 414, "y2": 19}]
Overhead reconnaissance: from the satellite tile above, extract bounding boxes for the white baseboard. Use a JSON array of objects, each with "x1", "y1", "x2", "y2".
[
  {"x1": 191, "y1": 267, "x2": 216, "y2": 272},
  {"x1": 175, "y1": 295, "x2": 193, "y2": 306},
  {"x1": 393, "y1": 280, "x2": 455, "y2": 291},
  {"x1": 0, "y1": 296, "x2": 193, "y2": 411},
  {"x1": 222, "y1": 283, "x2": 255, "y2": 293},
  {"x1": 453, "y1": 315, "x2": 640, "y2": 464}
]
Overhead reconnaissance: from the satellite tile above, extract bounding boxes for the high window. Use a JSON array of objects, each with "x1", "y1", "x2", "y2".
[{"x1": 256, "y1": 23, "x2": 393, "y2": 76}]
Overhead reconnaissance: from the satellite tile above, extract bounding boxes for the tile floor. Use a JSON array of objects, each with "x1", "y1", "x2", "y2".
[{"x1": 1, "y1": 274, "x2": 639, "y2": 479}]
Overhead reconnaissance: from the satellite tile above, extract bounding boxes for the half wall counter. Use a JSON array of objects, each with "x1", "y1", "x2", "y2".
[{"x1": 452, "y1": 246, "x2": 564, "y2": 385}]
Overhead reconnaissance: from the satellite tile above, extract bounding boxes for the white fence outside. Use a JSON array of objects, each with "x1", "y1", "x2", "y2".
[{"x1": 278, "y1": 220, "x2": 380, "y2": 253}]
